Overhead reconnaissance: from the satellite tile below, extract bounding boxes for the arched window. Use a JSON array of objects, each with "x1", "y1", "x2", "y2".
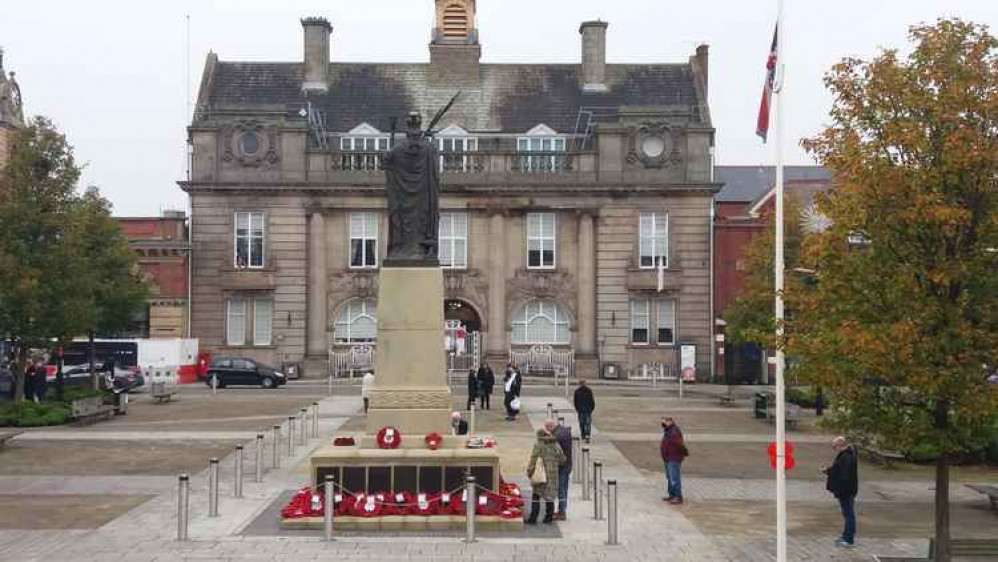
[
  {"x1": 335, "y1": 298, "x2": 377, "y2": 343},
  {"x1": 443, "y1": 4, "x2": 469, "y2": 39},
  {"x1": 511, "y1": 299, "x2": 570, "y2": 344}
]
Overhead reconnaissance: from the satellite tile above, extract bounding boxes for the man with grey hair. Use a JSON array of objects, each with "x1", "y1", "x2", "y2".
[{"x1": 822, "y1": 436, "x2": 858, "y2": 548}]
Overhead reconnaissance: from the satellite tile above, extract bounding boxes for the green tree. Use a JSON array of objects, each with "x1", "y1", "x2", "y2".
[{"x1": 792, "y1": 20, "x2": 998, "y2": 561}]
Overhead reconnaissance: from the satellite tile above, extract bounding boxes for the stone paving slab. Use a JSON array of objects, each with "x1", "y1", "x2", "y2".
[
  {"x1": 0, "y1": 476, "x2": 176, "y2": 495},
  {"x1": 14, "y1": 431, "x2": 260, "y2": 441}
]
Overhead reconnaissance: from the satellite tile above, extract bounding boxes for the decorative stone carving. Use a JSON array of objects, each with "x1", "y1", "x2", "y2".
[
  {"x1": 328, "y1": 271, "x2": 379, "y2": 299},
  {"x1": 222, "y1": 120, "x2": 279, "y2": 167},
  {"x1": 627, "y1": 122, "x2": 682, "y2": 169},
  {"x1": 505, "y1": 269, "x2": 577, "y2": 322},
  {"x1": 369, "y1": 388, "x2": 452, "y2": 410}
]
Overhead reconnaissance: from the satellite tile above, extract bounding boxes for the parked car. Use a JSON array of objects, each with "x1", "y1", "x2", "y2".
[
  {"x1": 205, "y1": 357, "x2": 287, "y2": 389},
  {"x1": 48, "y1": 364, "x2": 145, "y2": 393}
]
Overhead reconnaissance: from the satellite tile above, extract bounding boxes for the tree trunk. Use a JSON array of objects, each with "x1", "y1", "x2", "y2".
[
  {"x1": 12, "y1": 345, "x2": 25, "y2": 404},
  {"x1": 55, "y1": 351, "x2": 64, "y2": 402},
  {"x1": 934, "y1": 401, "x2": 951, "y2": 562},
  {"x1": 88, "y1": 331, "x2": 97, "y2": 391}
]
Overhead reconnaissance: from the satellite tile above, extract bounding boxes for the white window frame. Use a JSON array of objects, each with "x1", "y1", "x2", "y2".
[
  {"x1": 657, "y1": 299, "x2": 677, "y2": 345},
  {"x1": 517, "y1": 136, "x2": 567, "y2": 172},
  {"x1": 334, "y1": 298, "x2": 378, "y2": 343},
  {"x1": 340, "y1": 126, "x2": 390, "y2": 172},
  {"x1": 527, "y1": 213, "x2": 557, "y2": 270},
  {"x1": 639, "y1": 212, "x2": 669, "y2": 269},
  {"x1": 438, "y1": 136, "x2": 479, "y2": 172},
  {"x1": 630, "y1": 298, "x2": 650, "y2": 344},
  {"x1": 438, "y1": 212, "x2": 468, "y2": 269},
  {"x1": 349, "y1": 212, "x2": 379, "y2": 269},
  {"x1": 253, "y1": 299, "x2": 273, "y2": 346},
  {"x1": 234, "y1": 212, "x2": 265, "y2": 269},
  {"x1": 226, "y1": 299, "x2": 246, "y2": 346},
  {"x1": 511, "y1": 299, "x2": 571, "y2": 345}
]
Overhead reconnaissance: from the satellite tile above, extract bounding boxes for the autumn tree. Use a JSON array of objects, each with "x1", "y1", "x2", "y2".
[{"x1": 790, "y1": 20, "x2": 998, "y2": 561}]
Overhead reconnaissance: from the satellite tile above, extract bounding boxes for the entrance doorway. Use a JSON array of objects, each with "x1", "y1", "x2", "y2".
[{"x1": 444, "y1": 299, "x2": 482, "y2": 376}]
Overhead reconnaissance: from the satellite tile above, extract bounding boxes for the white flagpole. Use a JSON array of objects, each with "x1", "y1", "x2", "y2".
[{"x1": 773, "y1": 1, "x2": 788, "y2": 561}]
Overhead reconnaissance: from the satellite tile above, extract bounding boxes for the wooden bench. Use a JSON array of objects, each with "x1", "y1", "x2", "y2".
[
  {"x1": 71, "y1": 396, "x2": 113, "y2": 426},
  {"x1": 0, "y1": 430, "x2": 22, "y2": 450},
  {"x1": 150, "y1": 382, "x2": 178, "y2": 404},
  {"x1": 766, "y1": 402, "x2": 801, "y2": 427},
  {"x1": 966, "y1": 484, "x2": 998, "y2": 511},
  {"x1": 856, "y1": 444, "x2": 906, "y2": 468}
]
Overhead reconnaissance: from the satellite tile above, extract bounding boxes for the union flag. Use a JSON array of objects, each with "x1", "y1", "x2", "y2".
[{"x1": 756, "y1": 25, "x2": 778, "y2": 143}]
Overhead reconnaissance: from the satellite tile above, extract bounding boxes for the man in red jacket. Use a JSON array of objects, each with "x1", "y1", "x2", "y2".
[{"x1": 659, "y1": 416, "x2": 686, "y2": 504}]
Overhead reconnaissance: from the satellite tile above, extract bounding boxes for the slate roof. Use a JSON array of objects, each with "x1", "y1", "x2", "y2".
[
  {"x1": 714, "y1": 165, "x2": 831, "y2": 202},
  {"x1": 205, "y1": 62, "x2": 704, "y2": 133}
]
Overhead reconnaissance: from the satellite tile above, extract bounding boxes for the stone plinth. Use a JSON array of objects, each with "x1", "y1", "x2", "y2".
[{"x1": 367, "y1": 266, "x2": 451, "y2": 436}]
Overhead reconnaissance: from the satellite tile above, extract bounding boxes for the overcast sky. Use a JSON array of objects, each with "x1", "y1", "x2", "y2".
[{"x1": 2, "y1": 1, "x2": 996, "y2": 216}]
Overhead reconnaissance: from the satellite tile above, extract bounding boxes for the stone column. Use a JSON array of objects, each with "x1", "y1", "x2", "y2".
[
  {"x1": 487, "y1": 211, "x2": 507, "y2": 359},
  {"x1": 307, "y1": 211, "x2": 328, "y2": 357},
  {"x1": 577, "y1": 211, "x2": 597, "y2": 356}
]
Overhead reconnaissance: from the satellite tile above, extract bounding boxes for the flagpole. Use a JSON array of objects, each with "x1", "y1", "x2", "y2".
[{"x1": 773, "y1": 0, "x2": 788, "y2": 560}]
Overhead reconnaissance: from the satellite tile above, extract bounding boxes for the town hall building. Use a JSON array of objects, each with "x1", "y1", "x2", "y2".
[{"x1": 181, "y1": 0, "x2": 719, "y2": 380}]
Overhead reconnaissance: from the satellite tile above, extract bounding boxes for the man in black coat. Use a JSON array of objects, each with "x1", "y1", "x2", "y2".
[
  {"x1": 552, "y1": 420, "x2": 573, "y2": 520},
  {"x1": 573, "y1": 379, "x2": 596, "y2": 441},
  {"x1": 466, "y1": 368, "x2": 479, "y2": 411},
  {"x1": 823, "y1": 436, "x2": 859, "y2": 547},
  {"x1": 477, "y1": 364, "x2": 495, "y2": 410},
  {"x1": 503, "y1": 365, "x2": 521, "y2": 421}
]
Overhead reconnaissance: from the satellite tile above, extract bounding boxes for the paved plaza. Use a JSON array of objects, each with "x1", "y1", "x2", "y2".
[{"x1": 0, "y1": 382, "x2": 994, "y2": 561}]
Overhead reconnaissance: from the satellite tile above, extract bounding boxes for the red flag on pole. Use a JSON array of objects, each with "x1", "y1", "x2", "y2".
[{"x1": 756, "y1": 25, "x2": 779, "y2": 143}]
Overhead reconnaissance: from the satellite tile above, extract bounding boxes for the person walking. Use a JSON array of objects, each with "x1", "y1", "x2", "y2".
[
  {"x1": 32, "y1": 359, "x2": 47, "y2": 402},
  {"x1": 526, "y1": 419, "x2": 566, "y2": 524},
  {"x1": 361, "y1": 371, "x2": 375, "y2": 414},
  {"x1": 503, "y1": 364, "x2": 521, "y2": 421},
  {"x1": 660, "y1": 416, "x2": 687, "y2": 504},
  {"x1": 573, "y1": 379, "x2": 596, "y2": 441},
  {"x1": 23, "y1": 360, "x2": 36, "y2": 403},
  {"x1": 553, "y1": 418, "x2": 573, "y2": 520},
  {"x1": 477, "y1": 363, "x2": 494, "y2": 410},
  {"x1": 466, "y1": 367, "x2": 479, "y2": 411},
  {"x1": 823, "y1": 436, "x2": 859, "y2": 548}
]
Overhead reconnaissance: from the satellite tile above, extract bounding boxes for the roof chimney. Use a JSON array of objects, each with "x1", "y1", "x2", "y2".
[
  {"x1": 301, "y1": 17, "x2": 332, "y2": 93},
  {"x1": 580, "y1": 20, "x2": 609, "y2": 93}
]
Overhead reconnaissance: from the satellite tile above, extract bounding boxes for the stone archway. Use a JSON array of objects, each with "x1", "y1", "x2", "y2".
[{"x1": 444, "y1": 299, "x2": 481, "y2": 332}]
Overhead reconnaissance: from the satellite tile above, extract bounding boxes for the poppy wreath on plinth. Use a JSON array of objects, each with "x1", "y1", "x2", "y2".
[
  {"x1": 280, "y1": 487, "x2": 312, "y2": 519},
  {"x1": 475, "y1": 490, "x2": 504, "y2": 516},
  {"x1": 438, "y1": 491, "x2": 456, "y2": 514},
  {"x1": 499, "y1": 481, "x2": 524, "y2": 509},
  {"x1": 413, "y1": 492, "x2": 439, "y2": 516},
  {"x1": 376, "y1": 426, "x2": 402, "y2": 449},
  {"x1": 332, "y1": 491, "x2": 352, "y2": 516},
  {"x1": 351, "y1": 494, "x2": 384, "y2": 518},
  {"x1": 391, "y1": 491, "x2": 416, "y2": 516},
  {"x1": 500, "y1": 507, "x2": 523, "y2": 520},
  {"x1": 333, "y1": 436, "x2": 356, "y2": 446},
  {"x1": 424, "y1": 431, "x2": 443, "y2": 450}
]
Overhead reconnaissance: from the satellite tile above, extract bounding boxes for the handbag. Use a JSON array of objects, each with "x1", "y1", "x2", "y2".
[
  {"x1": 510, "y1": 397, "x2": 522, "y2": 411},
  {"x1": 530, "y1": 460, "x2": 547, "y2": 485}
]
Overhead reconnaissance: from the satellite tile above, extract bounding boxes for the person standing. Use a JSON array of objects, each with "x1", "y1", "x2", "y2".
[
  {"x1": 503, "y1": 364, "x2": 521, "y2": 421},
  {"x1": 32, "y1": 359, "x2": 47, "y2": 402},
  {"x1": 477, "y1": 363, "x2": 494, "y2": 410},
  {"x1": 466, "y1": 367, "x2": 479, "y2": 411},
  {"x1": 526, "y1": 419, "x2": 566, "y2": 524},
  {"x1": 823, "y1": 436, "x2": 859, "y2": 548},
  {"x1": 660, "y1": 416, "x2": 686, "y2": 504},
  {"x1": 361, "y1": 371, "x2": 375, "y2": 414},
  {"x1": 553, "y1": 418, "x2": 573, "y2": 520},
  {"x1": 573, "y1": 379, "x2": 596, "y2": 441}
]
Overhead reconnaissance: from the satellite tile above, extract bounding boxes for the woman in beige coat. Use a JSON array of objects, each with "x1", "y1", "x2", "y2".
[{"x1": 526, "y1": 419, "x2": 566, "y2": 524}]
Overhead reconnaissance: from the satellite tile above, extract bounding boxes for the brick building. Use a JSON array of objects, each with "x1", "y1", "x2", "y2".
[
  {"x1": 181, "y1": 1, "x2": 719, "y2": 380},
  {"x1": 115, "y1": 212, "x2": 190, "y2": 338}
]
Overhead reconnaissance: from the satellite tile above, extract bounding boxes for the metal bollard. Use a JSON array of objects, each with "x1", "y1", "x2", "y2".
[
  {"x1": 312, "y1": 402, "x2": 320, "y2": 437},
  {"x1": 287, "y1": 416, "x2": 295, "y2": 456},
  {"x1": 299, "y1": 408, "x2": 307, "y2": 445},
  {"x1": 272, "y1": 425, "x2": 281, "y2": 469},
  {"x1": 572, "y1": 437, "x2": 581, "y2": 484},
  {"x1": 234, "y1": 445, "x2": 244, "y2": 498},
  {"x1": 607, "y1": 479, "x2": 618, "y2": 545},
  {"x1": 593, "y1": 461, "x2": 604, "y2": 520},
  {"x1": 324, "y1": 475, "x2": 335, "y2": 542},
  {"x1": 177, "y1": 474, "x2": 189, "y2": 541},
  {"x1": 469, "y1": 404, "x2": 476, "y2": 435},
  {"x1": 255, "y1": 434, "x2": 264, "y2": 482},
  {"x1": 581, "y1": 446, "x2": 591, "y2": 501},
  {"x1": 465, "y1": 475, "x2": 477, "y2": 543},
  {"x1": 208, "y1": 458, "x2": 219, "y2": 517},
  {"x1": 546, "y1": 402, "x2": 554, "y2": 419}
]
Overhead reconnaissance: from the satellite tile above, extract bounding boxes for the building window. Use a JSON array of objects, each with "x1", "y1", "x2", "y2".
[
  {"x1": 340, "y1": 136, "x2": 389, "y2": 171},
  {"x1": 254, "y1": 299, "x2": 273, "y2": 346},
  {"x1": 527, "y1": 213, "x2": 556, "y2": 269},
  {"x1": 630, "y1": 298, "x2": 650, "y2": 344},
  {"x1": 226, "y1": 299, "x2": 246, "y2": 346},
  {"x1": 438, "y1": 136, "x2": 478, "y2": 172},
  {"x1": 439, "y1": 213, "x2": 468, "y2": 269},
  {"x1": 234, "y1": 212, "x2": 265, "y2": 269},
  {"x1": 657, "y1": 299, "x2": 677, "y2": 345},
  {"x1": 350, "y1": 213, "x2": 378, "y2": 269},
  {"x1": 335, "y1": 298, "x2": 377, "y2": 343},
  {"x1": 639, "y1": 212, "x2": 669, "y2": 268},
  {"x1": 511, "y1": 299, "x2": 570, "y2": 344},
  {"x1": 517, "y1": 137, "x2": 567, "y2": 172}
]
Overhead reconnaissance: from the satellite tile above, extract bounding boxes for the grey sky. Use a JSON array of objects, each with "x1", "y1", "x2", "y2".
[{"x1": 2, "y1": 1, "x2": 996, "y2": 216}]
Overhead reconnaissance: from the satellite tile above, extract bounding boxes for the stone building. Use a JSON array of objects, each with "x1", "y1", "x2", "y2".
[
  {"x1": 0, "y1": 48, "x2": 25, "y2": 172},
  {"x1": 181, "y1": 0, "x2": 719, "y2": 380}
]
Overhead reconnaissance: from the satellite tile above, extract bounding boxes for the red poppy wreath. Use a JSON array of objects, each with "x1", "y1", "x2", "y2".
[
  {"x1": 425, "y1": 431, "x2": 443, "y2": 450},
  {"x1": 376, "y1": 426, "x2": 402, "y2": 449}
]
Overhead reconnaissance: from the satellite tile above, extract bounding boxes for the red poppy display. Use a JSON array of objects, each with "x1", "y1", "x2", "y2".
[
  {"x1": 375, "y1": 426, "x2": 402, "y2": 449},
  {"x1": 424, "y1": 431, "x2": 443, "y2": 450}
]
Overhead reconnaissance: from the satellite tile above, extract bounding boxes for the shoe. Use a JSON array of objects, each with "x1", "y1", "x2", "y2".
[
  {"x1": 663, "y1": 496, "x2": 674, "y2": 502},
  {"x1": 834, "y1": 539, "x2": 855, "y2": 548},
  {"x1": 668, "y1": 498, "x2": 684, "y2": 505},
  {"x1": 553, "y1": 512, "x2": 566, "y2": 521},
  {"x1": 542, "y1": 517, "x2": 554, "y2": 524},
  {"x1": 526, "y1": 518, "x2": 538, "y2": 525}
]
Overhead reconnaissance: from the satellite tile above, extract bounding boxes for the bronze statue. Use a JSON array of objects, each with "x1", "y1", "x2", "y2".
[{"x1": 383, "y1": 93, "x2": 460, "y2": 266}]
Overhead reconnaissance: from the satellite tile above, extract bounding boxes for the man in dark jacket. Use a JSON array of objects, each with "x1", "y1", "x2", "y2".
[
  {"x1": 450, "y1": 411, "x2": 469, "y2": 435},
  {"x1": 503, "y1": 365, "x2": 521, "y2": 421},
  {"x1": 573, "y1": 379, "x2": 596, "y2": 441},
  {"x1": 552, "y1": 419, "x2": 573, "y2": 520},
  {"x1": 659, "y1": 416, "x2": 686, "y2": 504},
  {"x1": 823, "y1": 436, "x2": 858, "y2": 547},
  {"x1": 477, "y1": 364, "x2": 495, "y2": 410},
  {"x1": 466, "y1": 367, "x2": 479, "y2": 411}
]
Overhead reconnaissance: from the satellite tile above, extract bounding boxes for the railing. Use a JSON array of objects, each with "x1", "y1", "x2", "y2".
[
  {"x1": 630, "y1": 361, "x2": 676, "y2": 381},
  {"x1": 325, "y1": 150, "x2": 591, "y2": 175},
  {"x1": 329, "y1": 344, "x2": 375, "y2": 378},
  {"x1": 509, "y1": 344, "x2": 575, "y2": 378}
]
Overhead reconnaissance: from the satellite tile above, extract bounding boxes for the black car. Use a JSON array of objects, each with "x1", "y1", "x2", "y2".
[{"x1": 205, "y1": 357, "x2": 287, "y2": 389}]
